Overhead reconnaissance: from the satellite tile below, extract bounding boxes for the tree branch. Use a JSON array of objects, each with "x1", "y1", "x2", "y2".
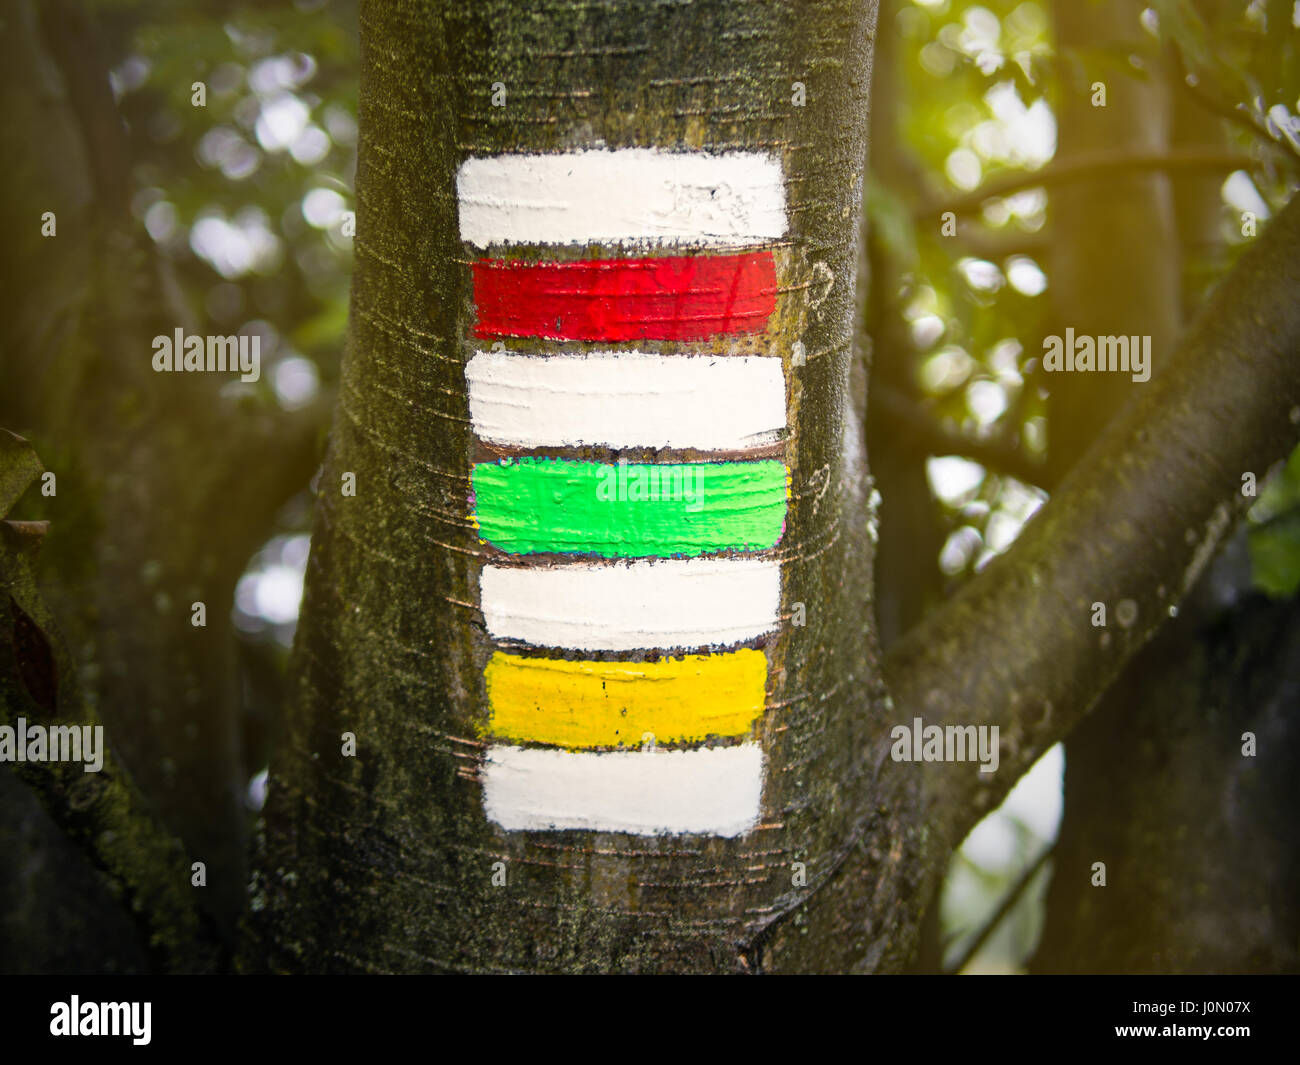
[
  {"x1": 1168, "y1": 31, "x2": 1300, "y2": 166},
  {"x1": 943, "y1": 226, "x2": 1052, "y2": 261},
  {"x1": 873, "y1": 382, "x2": 1049, "y2": 488},
  {"x1": 944, "y1": 842, "x2": 1054, "y2": 974},
  {"x1": 885, "y1": 190, "x2": 1300, "y2": 848},
  {"x1": 917, "y1": 148, "x2": 1254, "y2": 221}
]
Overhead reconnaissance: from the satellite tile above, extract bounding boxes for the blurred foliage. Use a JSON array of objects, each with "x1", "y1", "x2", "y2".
[
  {"x1": 96, "y1": 0, "x2": 357, "y2": 406},
  {"x1": 1154, "y1": 0, "x2": 1300, "y2": 161},
  {"x1": 876, "y1": 0, "x2": 1057, "y2": 594}
]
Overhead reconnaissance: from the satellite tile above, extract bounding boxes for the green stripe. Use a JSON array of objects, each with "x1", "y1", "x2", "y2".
[{"x1": 472, "y1": 457, "x2": 787, "y2": 558}]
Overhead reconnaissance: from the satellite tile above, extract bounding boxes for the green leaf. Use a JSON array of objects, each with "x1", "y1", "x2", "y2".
[{"x1": 1248, "y1": 443, "x2": 1300, "y2": 597}]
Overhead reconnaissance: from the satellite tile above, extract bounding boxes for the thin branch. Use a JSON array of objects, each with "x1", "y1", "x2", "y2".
[
  {"x1": 873, "y1": 382, "x2": 1048, "y2": 488},
  {"x1": 1246, "y1": 505, "x2": 1300, "y2": 534},
  {"x1": 944, "y1": 843, "x2": 1055, "y2": 975},
  {"x1": 943, "y1": 227, "x2": 1052, "y2": 261},
  {"x1": 1169, "y1": 34, "x2": 1300, "y2": 166},
  {"x1": 917, "y1": 148, "x2": 1254, "y2": 221}
]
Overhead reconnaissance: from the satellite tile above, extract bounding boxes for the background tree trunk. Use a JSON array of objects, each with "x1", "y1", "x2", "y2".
[
  {"x1": 866, "y1": 0, "x2": 945, "y2": 653},
  {"x1": 1034, "y1": 552, "x2": 1300, "y2": 972},
  {"x1": 1045, "y1": 0, "x2": 1181, "y2": 484}
]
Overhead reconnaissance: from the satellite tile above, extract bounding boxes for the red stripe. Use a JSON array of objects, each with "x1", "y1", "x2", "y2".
[{"x1": 472, "y1": 252, "x2": 777, "y2": 341}]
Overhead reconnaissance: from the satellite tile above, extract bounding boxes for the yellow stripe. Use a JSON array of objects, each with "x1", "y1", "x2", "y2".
[{"x1": 485, "y1": 648, "x2": 767, "y2": 749}]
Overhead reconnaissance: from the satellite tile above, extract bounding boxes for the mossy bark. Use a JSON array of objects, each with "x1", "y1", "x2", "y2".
[{"x1": 1034, "y1": 567, "x2": 1300, "y2": 973}]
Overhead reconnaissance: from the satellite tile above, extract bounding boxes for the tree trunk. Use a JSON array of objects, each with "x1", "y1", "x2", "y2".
[
  {"x1": 866, "y1": 0, "x2": 945, "y2": 652},
  {"x1": 1045, "y1": 0, "x2": 1181, "y2": 484},
  {"x1": 863, "y1": 0, "x2": 948, "y2": 972},
  {"x1": 1034, "y1": 548, "x2": 1300, "y2": 972},
  {"x1": 251, "y1": 0, "x2": 887, "y2": 973}
]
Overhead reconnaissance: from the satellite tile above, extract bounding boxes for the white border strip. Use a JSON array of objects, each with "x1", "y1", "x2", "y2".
[
  {"x1": 481, "y1": 557, "x2": 781, "y2": 652},
  {"x1": 483, "y1": 743, "x2": 762, "y2": 836},
  {"x1": 456, "y1": 148, "x2": 788, "y2": 248},
  {"x1": 466, "y1": 350, "x2": 786, "y2": 451}
]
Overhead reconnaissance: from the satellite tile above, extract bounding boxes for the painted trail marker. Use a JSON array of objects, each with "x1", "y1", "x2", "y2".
[
  {"x1": 483, "y1": 744, "x2": 765, "y2": 837},
  {"x1": 484, "y1": 648, "x2": 768, "y2": 749},
  {"x1": 479, "y1": 557, "x2": 781, "y2": 652},
  {"x1": 466, "y1": 350, "x2": 786, "y2": 451},
  {"x1": 471, "y1": 457, "x2": 788, "y2": 558},
  {"x1": 456, "y1": 148, "x2": 787, "y2": 248},
  {"x1": 457, "y1": 147, "x2": 792, "y2": 837},
  {"x1": 471, "y1": 253, "x2": 778, "y2": 341}
]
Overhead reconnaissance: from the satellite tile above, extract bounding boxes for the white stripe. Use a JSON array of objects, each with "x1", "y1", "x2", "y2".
[
  {"x1": 456, "y1": 148, "x2": 787, "y2": 248},
  {"x1": 481, "y1": 557, "x2": 780, "y2": 651},
  {"x1": 466, "y1": 350, "x2": 786, "y2": 451},
  {"x1": 483, "y1": 744, "x2": 762, "y2": 836}
]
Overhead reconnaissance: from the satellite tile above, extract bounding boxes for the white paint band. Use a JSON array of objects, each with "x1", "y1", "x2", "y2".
[
  {"x1": 456, "y1": 148, "x2": 788, "y2": 248},
  {"x1": 483, "y1": 743, "x2": 763, "y2": 836},
  {"x1": 466, "y1": 350, "x2": 786, "y2": 451},
  {"x1": 480, "y1": 557, "x2": 781, "y2": 652}
]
